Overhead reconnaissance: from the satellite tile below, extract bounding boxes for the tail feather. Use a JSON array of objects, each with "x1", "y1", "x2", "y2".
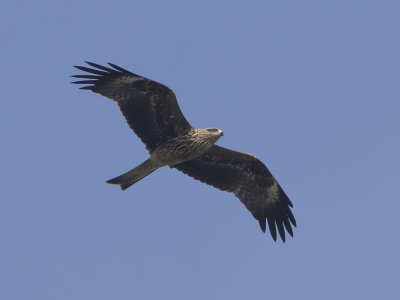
[{"x1": 106, "y1": 159, "x2": 158, "y2": 190}]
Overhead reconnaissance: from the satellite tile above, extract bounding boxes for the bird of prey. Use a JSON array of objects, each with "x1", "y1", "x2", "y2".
[{"x1": 72, "y1": 62, "x2": 296, "y2": 242}]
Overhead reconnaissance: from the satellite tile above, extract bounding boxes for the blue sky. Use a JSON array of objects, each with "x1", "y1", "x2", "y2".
[{"x1": 1, "y1": 1, "x2": 399, "y2": 299}]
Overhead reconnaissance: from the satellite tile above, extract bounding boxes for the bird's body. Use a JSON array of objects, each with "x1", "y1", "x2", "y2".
[
  {"x1": 108, "y1": 127, "x2": 224, "y2": 190},
  {"x1": 72, "y1": 62, "x2": 296, "y2": 242},
  {"x1": 150, "y1": 128, "x2": 224, "y2": 166}
]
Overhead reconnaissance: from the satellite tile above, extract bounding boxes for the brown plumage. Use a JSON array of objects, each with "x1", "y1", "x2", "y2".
[{"x1": 71, "y1": 62, "x2": 296, "y2": 242}]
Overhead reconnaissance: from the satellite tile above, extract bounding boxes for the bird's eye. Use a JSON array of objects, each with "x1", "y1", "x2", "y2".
[{"x1": 208, "y1": 128, "x2": 218, "y2": 132}]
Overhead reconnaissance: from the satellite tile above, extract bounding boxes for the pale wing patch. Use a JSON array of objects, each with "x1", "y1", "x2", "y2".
[
  {"x1": 265, "y1": 181, "x2": 279, "y2": 204},
  {"x1": 118, "y1": 77, "x2": 144, "y2": 84}
]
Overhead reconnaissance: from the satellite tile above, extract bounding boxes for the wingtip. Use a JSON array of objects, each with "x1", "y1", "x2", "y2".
[
  {"x1": 107, "y1": 62, "x2": 132, "y2": 74},
  {"x1": 84, "y1": 60, "x2": 94, "y2": 65},
  {"x1": 289, "y1": 213, "x2": 297, "y2": 227},
  {"x1": 259, "y1": 219, "x2": 266, "y2": 233},
  {"x1": 70, "y1": 80, "x2": 91, "y2": 88},
  {"x1": 267, "y1": 217, "x2": 277, "y2": 241},
  {"x1": 277, "y1": 221, "x2": 286, "y2": 242},
  {"x1": 280, "y1": 233, "x2": 286, "y2": 243},
  {"x1": 283, "y1": 218, "x2": 294, "y2": 237}
]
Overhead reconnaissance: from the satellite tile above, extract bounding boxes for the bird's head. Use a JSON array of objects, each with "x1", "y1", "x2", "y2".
[
  {"x1": 204, "y1": 127, "x2": 224, "y2": 142},
  {"x1": 195, "y1": 127, "x2": 224, "y2": 145},
  {"x1": 206, "y1": 127, "x2": 224, "y2": 136}
]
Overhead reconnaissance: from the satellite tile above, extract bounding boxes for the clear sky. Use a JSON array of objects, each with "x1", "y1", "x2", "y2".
[{"x1": 1, "y1": 1, "x2": 399, "y2": 299}]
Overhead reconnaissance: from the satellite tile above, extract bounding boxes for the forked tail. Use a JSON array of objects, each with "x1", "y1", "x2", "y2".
[{"x1": 106, "y1": 159, "x2": 158, "y2": 190}]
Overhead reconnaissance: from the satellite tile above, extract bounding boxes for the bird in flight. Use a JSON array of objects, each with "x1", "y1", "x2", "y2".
[{"x1": 72, "y1": 62, "x2": 296, "y2": 242}]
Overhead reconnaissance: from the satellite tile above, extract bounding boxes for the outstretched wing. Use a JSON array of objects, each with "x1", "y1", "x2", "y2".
[
  {"x1": 72, "y1": 62, "x2": 192, "y2": 152},
  {"x1": 172, "y1": 145, "x2": 296, "y2": 242}
]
